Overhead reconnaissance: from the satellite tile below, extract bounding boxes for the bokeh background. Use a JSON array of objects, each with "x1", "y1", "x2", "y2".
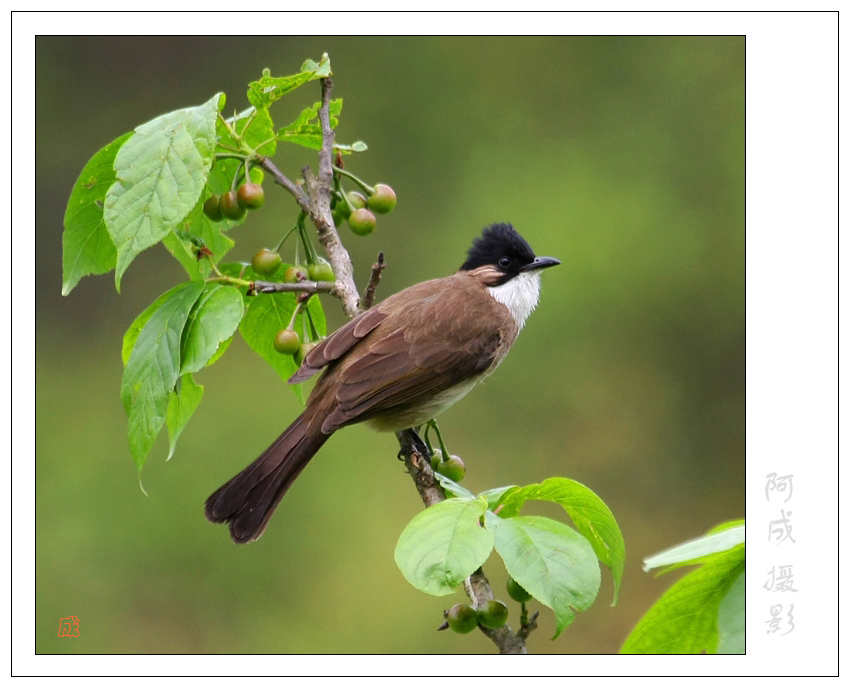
[{"x1": 36, "y1": 36, "x2": 744, "y2": 654}]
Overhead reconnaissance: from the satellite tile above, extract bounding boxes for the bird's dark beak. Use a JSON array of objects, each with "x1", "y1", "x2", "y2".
[{"x1": 521, "y1": 256, "x2": 561, "y2": 272}]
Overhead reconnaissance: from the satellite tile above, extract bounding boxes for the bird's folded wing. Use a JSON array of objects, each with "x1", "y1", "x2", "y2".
[
  {"x1": 288, "y1": 306, "x2": 388, "y2": 384},
  {"x1": 321, "y1": 318, "x2": 504, "y2": 431}
]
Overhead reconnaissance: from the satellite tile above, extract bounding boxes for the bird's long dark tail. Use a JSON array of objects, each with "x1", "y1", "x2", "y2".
[{"x1": 205, "y1": 414, "x2": 329, "y2": 543}]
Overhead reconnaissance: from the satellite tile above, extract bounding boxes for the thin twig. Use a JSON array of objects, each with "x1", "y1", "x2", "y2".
[
  {"x1": 250, "y1": 279, "x2": 337, "y2": 296},
  {"x1": 257, "y1": 156, "x2": 310, "y2": 209},
  {"x1": 360, "y1": 252, "x2": 386, "y2": 310}
]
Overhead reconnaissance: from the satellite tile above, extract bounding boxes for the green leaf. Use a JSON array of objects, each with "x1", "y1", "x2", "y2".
[
  {"x1": 433, "y1": 472, "x2": 475, "y2": 500},
  {"x1": 120, "y1": 281, "x2": 205, "y2": 470},
  {"x1": 61, "y1": 132, "x2": 132, "y2": 295},
  {"x1": 478, "y1": 486, "x2": 516, "y2": 511},
  {"x1": 221, "y1": 106, "x2": 277, "y2": 157},
  {"x1": 206, "y1": 335, "x2": 233, "y2": 369},
  {"x1": 180, "y1": 284, "x2": 244, "y2": 374},
  {"x1": 278, "y1": 98, "x2": 342, "y2": 150},
  {"x1": 717, "y1": 569, "x2": 745, "y2": 654},
  {"x1": 166, "y1": 374, "x2": 204, "y2": 461},
  {"x1": 104, "y1": 92, "x2": 223, "y2": 290},
  {"x1": 122, "y1": 287, "x2": 181, "y2": 366},
  {"x1": 495, "y1": 477, "x2": 625, "y2": 603},
  {"x1": 236, "y1": 263, "x2": 326, "y2": 404},
  {"x1": 486, "y1": 513, "x2": 601, "y2": 639},
  {"x1": 246, "y1": 56, "x2": 331, "y2": 109},
  {"x1": 643, "y1": 525, "x2": 745, "y2": 572},
  {"x1": 163, "y1": 192, "x2": 237, "y2": 280},
  {"x1": 395, "y1": 497, "x2": 494, "y2": 596},
  {"x1": 707, "y1": 519, "x2": 745, "y2": 534},
  {"x1": 620, "y1": 544, "x2": 745, "y2": 654}
]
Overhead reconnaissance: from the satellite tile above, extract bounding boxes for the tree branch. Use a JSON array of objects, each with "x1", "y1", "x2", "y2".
[
  {"x1": 266, "y1": 74, "x2": 528, "y2": 654},
  {"x1": 249, "y1": 279, "x2": 337, "y2": 296},
  {"x1": 360, "y1": 252, "x2": 386, "y2": 310}
]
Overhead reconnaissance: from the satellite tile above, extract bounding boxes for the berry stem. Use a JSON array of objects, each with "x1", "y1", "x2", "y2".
[{"x1": 333, "y1": 165, "x2": 375, "y2": 196}]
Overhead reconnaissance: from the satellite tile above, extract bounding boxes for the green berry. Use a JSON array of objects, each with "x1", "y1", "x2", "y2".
[
  {"x1": 251, "y1": 249, "x2": 281, "y2": 276},
  {"x1": 273, "y1": 329, "x2": 301, "y2": 355},
  {"x1": 347, "y1": 191, "x2": 368, "y2": 211},
  {"x1": 284, "y1": 265, "x2": 309, "y2": 283},
  {"x1": 294, "y1": 341, "x2": 317, "y2": 366},
  {"x1": 308, "y1": 259, "x2": 335, "y2": 283},
  {"x1": 446, "y1": 604, "x2": 478, "y2": 634},
  {"x1": 506, "y1": 577, "x2": 532, "y2": 603},
  {"x1": 349, "y1": 208, "x2": 377, "y2": 236},
  {"x1": 203, "y1": 194, "x2": 223, "y2": 221},
  {"x1": 438, "y1": 455, "x2": 465, "y2": 482},
  {"x1": 219, "y1": 191, "x2": 245, "y2": 220},
  {"x1": 367, "y1": 183, "x2": 397, "y2": 214},
  {"x1": 478, "y1": 600, "x2": 509, "y2": 629},
  {"x1": 429, "y1": 448, "x2": 444, "y2": 471},
  {"x1": 237, "y1": 183, "x2": 265, "y2": 210}
]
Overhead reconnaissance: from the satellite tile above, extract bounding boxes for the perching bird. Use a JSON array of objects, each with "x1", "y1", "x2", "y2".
[{"x1": 206, "y1": 223, "x2": 560, "y2": 543}]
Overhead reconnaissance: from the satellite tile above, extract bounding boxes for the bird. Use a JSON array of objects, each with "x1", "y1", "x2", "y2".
[{"x1": 205, "y1": 223, "x2": 560, "y2": 543}]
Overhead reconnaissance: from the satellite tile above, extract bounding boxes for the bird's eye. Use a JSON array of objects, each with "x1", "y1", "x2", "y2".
[{"x1": 498, "y1": 257, "x2": 512, "y2": 269}]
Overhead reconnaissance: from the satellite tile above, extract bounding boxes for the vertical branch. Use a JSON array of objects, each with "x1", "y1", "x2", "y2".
[
  {"x1": 307, "y1": 77, "x2": 361, "y2": 319},
  {"x1": 261, "y1": 71, "x2": 528, "y2": 654}
]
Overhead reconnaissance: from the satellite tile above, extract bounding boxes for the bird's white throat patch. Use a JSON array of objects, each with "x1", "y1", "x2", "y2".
[{"x1": 487, "y1": 271, "x2": 542, "y2": 330}]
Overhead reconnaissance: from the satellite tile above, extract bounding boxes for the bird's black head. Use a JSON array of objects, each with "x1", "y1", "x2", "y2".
[{"x1": 460, "y1": 223, "x2": 559, "y2": 285}]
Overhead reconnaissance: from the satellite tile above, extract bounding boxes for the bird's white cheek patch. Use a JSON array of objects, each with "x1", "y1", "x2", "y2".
[{"x1": 486, "y1": 272, "x2": 541, "y2": 330}]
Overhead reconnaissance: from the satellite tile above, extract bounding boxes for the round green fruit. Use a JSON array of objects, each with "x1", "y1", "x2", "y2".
[
  {"x1": 367, "y1": 183, "x2": 397, "y2": 214},
  {"x1": 349, "y1": 208, "x2": 377, "y2": 236},
  {"x1": 308, "y1": 259, "x2": 335, "y2": 283},
  {"x1": 284, "y1": 265, "x2": 309, "y2": 283},
  {"x1": 506, "y1": 577, "x2": 533, "y2": 603},
  {"x1": 294, "y1": 341, "x2": 317, "y2": 366},
  {"x1": 429, "y1": 448, "x2": 444, "y2": 471},
  {"x1": 273, "y1": 329, "x2": 301, "y2": 355},
  {"x1": 438, "y1": 455, "x2": 466, "y2": 482},
  {"x1": 446, "y1": 604, "x2": 478, "y2": 634},
  {"x1": 251, "y1": 248, "x2": 281, "y2": 276},
  {"x1": 219, "y1": 191, "x2": 245, "y2": 220},
  {"x1": 347, "y1": 191, "x2": 368, "y2": 211},
  {"x1": 237, "y1": 182, "x2": 265, "y2": 210},
  {"x1": 478, "y1": 600, "x2": 509, "y2": 629},
  {"x1": 203, "y1": 194, "x2": 223, "y2": 221}
]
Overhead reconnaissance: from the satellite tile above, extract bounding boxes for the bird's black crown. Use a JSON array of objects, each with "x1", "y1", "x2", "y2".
[{"x1": 460, "y1": 223, "x2": 537, "y2": 276}]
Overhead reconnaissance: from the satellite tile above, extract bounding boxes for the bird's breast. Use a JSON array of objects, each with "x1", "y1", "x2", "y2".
[{"x1": 364, "y1": 376, "x2": 482, "y2": 432}]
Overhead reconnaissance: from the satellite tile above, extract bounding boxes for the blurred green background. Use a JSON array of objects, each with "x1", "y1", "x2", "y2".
[{"x1": 36, "y1": 36, "x2": 744, "y2": 654}]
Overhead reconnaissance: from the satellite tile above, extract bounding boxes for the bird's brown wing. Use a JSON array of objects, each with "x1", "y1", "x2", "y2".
[
  {"x1": 311, "y1": 275, "x2": 515, "y2": 432},
  {"x1": 288, "y1": 305, "x2": 388, "y2": 384}
]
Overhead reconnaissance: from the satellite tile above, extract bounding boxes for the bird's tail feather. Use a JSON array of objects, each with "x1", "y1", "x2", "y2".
[{"x1": 205, "y1": 414, "x2": 329, "y2": 543}]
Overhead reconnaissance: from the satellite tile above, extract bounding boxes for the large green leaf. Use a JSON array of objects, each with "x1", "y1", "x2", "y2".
[
  {"x1": 122, "y1": 286, "x2": 182, "y2": 366},
  {"x1": 620, "y1": 544, "x2": 745, "y2": 654},
  {"x1": 246, "y1": 56, "x2": 331, "y2": 109},
  {"x1": 104, "y1": 93, "x2": 224, "y2": 289},
  {"x1": 166, "y1": 373, "x2": 204, "y2": 461},
  {"x1": 180, "y1": 284, "x2": 244, "y2": 374},
  {"x1": 495, "y1": 477, "x2": 625, "y2": 603},
  {"x1": 395, "y1": 497, "x2": 494, "y2": 596},
  {"x1": 486, "y1": 513, "x2": 601, "y2": 639},
  {"x1": 61, "y1": 132, "x2": 132, "y2": 295},
  {"x1": 120, "y1": 281, "x2": 205, "y2": 469}
]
